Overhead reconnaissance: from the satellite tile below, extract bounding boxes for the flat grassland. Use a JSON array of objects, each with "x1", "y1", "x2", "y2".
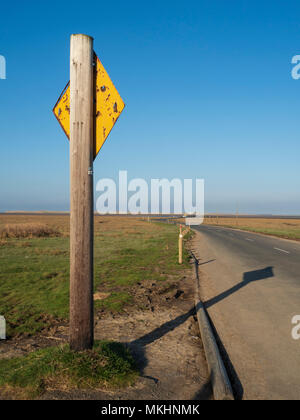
[
  {"x1": 204, "y1": 217, "x2": 300, "y2": 240},
  {"x1": 0, "y1": 215, "x2": 189, "y2": 338}
]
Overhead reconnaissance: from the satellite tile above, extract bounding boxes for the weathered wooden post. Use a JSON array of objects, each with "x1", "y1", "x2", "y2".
[
  {"x1": 53, "y1": 34, "x2": 125, "y2": 352},
  {"x1": 69, "y1": 34, "x2": 94, "y2": 351}
]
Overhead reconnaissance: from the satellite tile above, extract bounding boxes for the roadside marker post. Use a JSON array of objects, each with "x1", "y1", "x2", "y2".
[
  {"x1": 179, "y1": 224, "x2": 183, "y2": 264},
  {"x1": 178, "y1": 224, "x2": 191, "y2": 264},
  {"x1": 53, "y1": 34, "x2": 125, "y2": 351},
  {"x1": 0, "y1": 316, "x2": 6, "y2": 340}
]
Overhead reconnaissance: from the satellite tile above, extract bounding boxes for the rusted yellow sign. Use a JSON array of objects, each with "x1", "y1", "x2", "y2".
[{"x1": 53, "y1": 53, "x2": 125, "y2": 159}]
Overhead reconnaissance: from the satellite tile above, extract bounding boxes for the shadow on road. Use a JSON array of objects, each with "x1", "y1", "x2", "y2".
[
  {"x1": 201, "y1": 266, "x2": 274, "y2": 399},
  {"x1": 126, "y1": 267, "x2": 274, "y2": 400},
  {"x1": 204, "y1": 266, "x2": 274, "y2": 309},
  {"x1": 198, "y1": 259, "x2": 216, "y2": 266}
]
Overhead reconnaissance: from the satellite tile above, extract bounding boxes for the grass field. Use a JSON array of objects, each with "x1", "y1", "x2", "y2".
[
  {"x1": 0, "y1": 340, "x2": 138, "y2": 399},
  {"x1": 204, "y1": 217, "x2": 300, "y2": 240},
  {"x1": 0, "y1": 215, "x2": 190, "y2": 338}
]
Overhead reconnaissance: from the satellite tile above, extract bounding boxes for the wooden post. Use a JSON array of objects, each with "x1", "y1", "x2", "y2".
[
  {"x1": 179, "y1": 225, "x2": 183, "y2": 264},
  {"x1": 69, "y1": 34, "x2": 94, "y2": 351}
]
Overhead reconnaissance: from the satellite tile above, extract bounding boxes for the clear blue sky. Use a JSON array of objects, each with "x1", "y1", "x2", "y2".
[{"x1": 1, "y1": 0, "x2": 300, "y2": 214}]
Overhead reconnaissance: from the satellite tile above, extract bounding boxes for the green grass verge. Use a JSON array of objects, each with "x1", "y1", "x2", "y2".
[
  {"x1": 0, "y1": 220, "x2": 191, "y2": 337},
  {"x1": 0, "y1": 341, "x2": 138, "y2": 399},
  {"x1": 208, "y1": 223, "x2": 300, "y2": 241},
  {"x1": 238, "y1": 227, "x2": 300, "y2": 240}
]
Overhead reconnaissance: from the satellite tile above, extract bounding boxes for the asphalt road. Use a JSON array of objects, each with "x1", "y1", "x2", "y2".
[{"x1": 193, "y1": 224, "x2": 300, "y2": 400}]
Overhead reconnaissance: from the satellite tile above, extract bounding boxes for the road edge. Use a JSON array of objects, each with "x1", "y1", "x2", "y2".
[{"x1": 191, "y1": 252, "x2": 234, "y2": 401}]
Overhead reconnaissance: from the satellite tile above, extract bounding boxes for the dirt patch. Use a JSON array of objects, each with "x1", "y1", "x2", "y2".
[
  {"x1": 0, "y1": 321, "x2": 67, "y2": 361},
  {"x1": 0, "y1": 265, "x2": 211, "y2": 400},
  {"x1": 94, "y1": 292, "x2": 111, "y2": 301}
]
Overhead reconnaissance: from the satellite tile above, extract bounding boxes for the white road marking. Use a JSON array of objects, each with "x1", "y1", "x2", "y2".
[
  {"x1": 274, "y1": 247, "x2": 290, "y2": 254},
  {"x1": 246, "y1": 238, "x2": 254, "y2": 242}
]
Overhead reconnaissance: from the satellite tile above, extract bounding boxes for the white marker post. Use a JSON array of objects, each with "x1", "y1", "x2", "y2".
[
  {"x1": 179, "y1": 224, "x2": 183, "y2": 264},
  {"x1": 0, "y1": 316, "x2": 6, "y2": 340}
]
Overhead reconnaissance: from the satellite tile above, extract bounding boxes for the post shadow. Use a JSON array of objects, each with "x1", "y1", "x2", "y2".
[
  {"x1": 192, "y1": 378, "x2": 213, "y2": 400},
  {"x1": 127, "y1": 307, "x2": 196, "y2": 386},
  {"x1": 200, "y1": 266, "x2": 274, "y2": 399},
  {"x1": 204, "y1": 266, "x2": 274, "y2": 309},
  {"x1": 198, "y1": 259, "x2": 216, "y2": 266},
  {"x1": 126, "y1": 267, "x2": 274, "y2": 400},
  {"x1": 130, "y1": 307, "x2": 195, "y2": 348}
]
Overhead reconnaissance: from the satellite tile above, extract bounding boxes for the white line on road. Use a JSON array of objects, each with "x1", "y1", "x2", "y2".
[
  {"x1": 274, "y1": 247, "x2": 290, "y2": 254},
  {"x1": 246, "y1": 238, "x2": 254, "y2": 242}
]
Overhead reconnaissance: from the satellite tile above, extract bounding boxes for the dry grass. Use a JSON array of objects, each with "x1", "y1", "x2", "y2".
[
  {"x1": 0, "y1": 223, "x2": 61, "y2": 239},
  {"x1": 0, "y1": 214, "x2": 69, "y2": 236},
  {"x1": 204, "y1": 217, "x2": 300, "y2": 240},
  {"x1": 0, "y1": 214, "x2": 178, "y2": 236}
]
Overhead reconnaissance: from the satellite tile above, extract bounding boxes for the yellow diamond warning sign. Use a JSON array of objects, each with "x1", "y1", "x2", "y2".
[{"x1": 53, "y1": 53, "x2": 125, "y2": 160}]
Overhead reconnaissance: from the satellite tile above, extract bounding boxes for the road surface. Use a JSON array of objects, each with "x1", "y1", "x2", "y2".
[{"x1": 193, "y1": 224, "x2": 300, "y2": 400}]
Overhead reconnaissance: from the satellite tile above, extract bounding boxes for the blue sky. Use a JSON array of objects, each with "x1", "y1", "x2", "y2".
[{"x1": 0, "y1": 0, "x2": 300, "y2": 214}]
